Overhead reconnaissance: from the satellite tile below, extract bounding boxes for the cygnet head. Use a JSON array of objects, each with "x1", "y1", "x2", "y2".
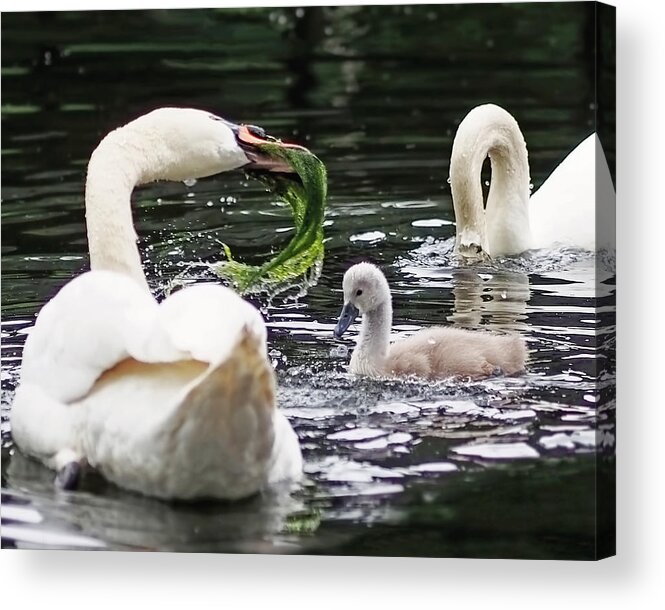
[
  {"x1": 102, "y1": 107, "x2": 300, "y2": 182},
  {"x1": 334, "y1": 263, "x2": 391, "y2": 338}
]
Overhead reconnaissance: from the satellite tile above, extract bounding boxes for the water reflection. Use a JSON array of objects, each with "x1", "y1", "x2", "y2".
[
  {"x1": 5, "y1": 451, "x2": 314, "y2": 553},
  {"x1": 447, "y1": 269, "x2": 531, "y2": 330}
]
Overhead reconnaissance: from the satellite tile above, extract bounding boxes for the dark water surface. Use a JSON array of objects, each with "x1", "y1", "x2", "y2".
[{"x1": 1, "y1": 5, "x2": 615, "y2": 558}]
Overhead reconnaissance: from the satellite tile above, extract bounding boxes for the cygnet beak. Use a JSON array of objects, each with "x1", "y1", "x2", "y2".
[
  {"x1": 334, "y1": 302, "x2": 359, "y2": 338},
  {"x1": 235, "y1": 124, "x2": 305, "y2": 175}
]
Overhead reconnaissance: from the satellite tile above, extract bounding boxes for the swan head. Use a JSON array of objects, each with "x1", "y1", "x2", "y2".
[
  {"x1": 334, "y1": 262, "x2": 390, "y2": 338},
  {"x1": 109, "y1": 107, "x2": 301, "y2": 183}
]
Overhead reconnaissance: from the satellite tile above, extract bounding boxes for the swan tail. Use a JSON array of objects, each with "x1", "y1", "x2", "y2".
[{"x1": 161, "y1": 326, "x2": 278, "y2": 499}]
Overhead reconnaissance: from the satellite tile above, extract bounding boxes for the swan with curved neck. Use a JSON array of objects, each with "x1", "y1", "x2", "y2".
[
  {"x1": 85, "y1": 108, "x2": 299, "y2": 289},
  {"x1": 334, "y1": 263, "x2": 527, "y2": 380},
  {"x1": 450, "y1": 104, "x2": 613, "y2": 259},
  {"x1": 11, "y1": 108, "x2": 303, "y2": 500}
]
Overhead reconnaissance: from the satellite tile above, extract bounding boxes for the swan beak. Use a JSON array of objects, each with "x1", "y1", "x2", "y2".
[
  {"x1": 334, "y1": 302, "x2": 359, "y2": 338},
  {"x1": 235, "y1": 124, "x2": 305, "y2": 175}
]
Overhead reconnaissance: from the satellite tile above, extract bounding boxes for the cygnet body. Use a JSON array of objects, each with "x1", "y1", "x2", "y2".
[{"x1": 333, "y1": 263, "x2": 527, "y2": 380}]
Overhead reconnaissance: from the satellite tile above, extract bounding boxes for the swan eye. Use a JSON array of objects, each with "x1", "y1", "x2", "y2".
[
  {"x1": 356, "y1": 289, "x2": 363, "y2": 296},
  {"x1": 246, "y1": 124, "x2": 267, "y2": 139}
]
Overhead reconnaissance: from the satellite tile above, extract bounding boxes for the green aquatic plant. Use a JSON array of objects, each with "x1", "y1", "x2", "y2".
[
  {"x1": 282, "y1": 509, "x2": 322, "y2": 536},
  {"x1": 214, "y1": 141, "x2": 327, "y2": 295}
]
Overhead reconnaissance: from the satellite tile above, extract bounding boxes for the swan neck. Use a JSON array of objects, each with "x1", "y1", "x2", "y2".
[
  {"x1": 357, "y1": 300, "x2": 392, "y2": 368},
  {"x1": 85, "y1": 128, "x2": 155, "y2": 291},
  {"x1": 450, "y1": 106, "x2": 532, "y2": 256}
]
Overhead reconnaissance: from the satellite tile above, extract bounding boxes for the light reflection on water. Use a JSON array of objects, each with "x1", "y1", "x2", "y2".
[{"x1": 1, "y1": 5, "x2": 614, "y2": 558}]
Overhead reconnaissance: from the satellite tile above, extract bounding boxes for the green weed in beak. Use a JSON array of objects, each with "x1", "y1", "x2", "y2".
[{"x1": 214, "y1": 142, "x2": 327, "y2": 296}]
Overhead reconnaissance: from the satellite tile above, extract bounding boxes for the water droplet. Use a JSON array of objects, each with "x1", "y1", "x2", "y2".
[
  {"x1": 446, "y1": 177, "x2": 452, "y2": 184},
  {"x1": 295, "y1": 7, "x2": 304, "y2": 18},
  {"x1": 484, "y1": 180, "x2": 490, "y2": 186},
  {"x1": 183, "y1": 178, "x2": 197, "y2": 187},
  {"x1": 528, "y1": 183, "x2": 534, "y2": 191},
  {"x1": 206, "y1": 201, "x2": 213, "y2": 207}
]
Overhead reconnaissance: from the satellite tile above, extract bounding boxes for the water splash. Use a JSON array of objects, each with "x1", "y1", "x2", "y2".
[{"x1": 398, "y1": 234, "x2": 597, "y2": 275}]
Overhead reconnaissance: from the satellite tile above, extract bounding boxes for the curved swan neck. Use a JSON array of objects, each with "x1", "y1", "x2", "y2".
[
  {"x1": 356, "y1": 300, "x2": 392, "y2": 369},
  {"x1": 85, "y1": 129, "x2": 150, "y2": 290},
  {"x1": 450, "y1": 105, "x2": 532, "y2": 257},
  {"x1": 84, "y1": 114, "x2": 211, "y2": 292}
]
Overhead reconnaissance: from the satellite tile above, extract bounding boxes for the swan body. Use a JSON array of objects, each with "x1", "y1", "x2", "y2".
[
  {"x1": 11, "y1": 108, "x2": 302, "y2": 500},
  {"x1": 450, "y1": 104, "x2": 614, "y2": 258},
  {"x1": 333, "y1": 263, "x2": 527, "y2": 380}
]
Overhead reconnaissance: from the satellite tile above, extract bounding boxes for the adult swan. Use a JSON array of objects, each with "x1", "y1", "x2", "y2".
[
  {"x1": 10, "y1": 108, "x2": 303, "y2": 501},
  {"x1": 449, "y1": 103, "x2": 615, "y2": 259}
]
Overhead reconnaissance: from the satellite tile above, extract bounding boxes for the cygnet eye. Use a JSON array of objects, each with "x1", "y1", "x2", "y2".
[{"x1": 356, "y1": 289, "x2": 363, "y2": 296}]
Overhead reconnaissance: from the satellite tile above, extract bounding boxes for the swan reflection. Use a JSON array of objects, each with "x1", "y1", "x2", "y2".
[
  {"x1": 448, "y1": 268, "x2": 530, "y2": 331},
  {"x1": 4, "y1": 452, "x2": 313, "y2": 553}
]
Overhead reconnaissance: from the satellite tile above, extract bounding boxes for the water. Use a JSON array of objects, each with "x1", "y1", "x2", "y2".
[{"x1": 1, "y1": 5, "x2": 615, "y2": 558}]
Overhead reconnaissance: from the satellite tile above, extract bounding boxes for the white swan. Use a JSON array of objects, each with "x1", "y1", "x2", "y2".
[
  {"x1": 449, "y1": 103, "x2": 615, "y2": 259},
  {"x1": 333, "y1": 263, "x2": 527, "y2": 380},
  {"x1": 10, "y1": 108, "x2": 303, "y2": 501}
]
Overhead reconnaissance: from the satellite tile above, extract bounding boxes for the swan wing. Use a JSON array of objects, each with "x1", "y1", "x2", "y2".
[
  {"x1": 150, "y1": 283, "x2": 268, "y2": 365},
  {"x1": 75, "y1": 328, "x2": 282, "y2": 500},
  {"x1": 595, "y1": 136, "x2": 616, "y2": 255},
  {"x1": 18, "y1": 270, "x2": 185, "y2": 404},
  {"x1": 19, "y1": 274, "x2": 264, "y2": 405},
  {"x1": 529, "y1": 133, "x2": 613, "y2": 251},
  {"x1": 11, "y1": 269, "x2": 182, "y2": 465}
]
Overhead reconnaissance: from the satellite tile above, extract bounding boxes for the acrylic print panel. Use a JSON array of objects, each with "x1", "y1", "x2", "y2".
[{"x1": 0, "y1": 2, "x2": 615, "y2": 559}]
